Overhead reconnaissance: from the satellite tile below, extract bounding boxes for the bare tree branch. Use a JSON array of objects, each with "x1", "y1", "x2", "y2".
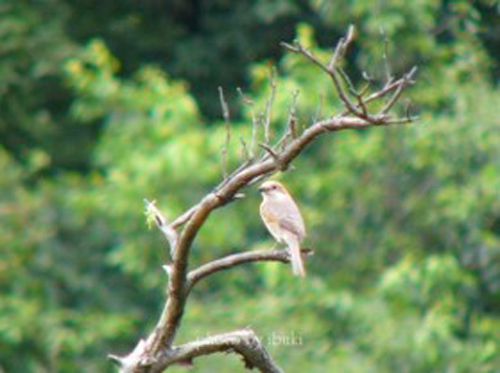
[
  {"x1": 219, "y1": 86, "x2": 231, "y2": 179},
  {"x1": 378, "y1": 66, "x2": 418, "y2": 116},
  {"x1": 380, "y1": 28, "x2": 393, "y2": 84},
  {"x1": 287, "y1": 90, "x2": 300, "y2": 141},
  {"x1": 263, "y1": 69, "x2": 278, "y2": 144},
  {"x1": 363, "y1": 75, "x2": 412, "y2": 105},
  {"x1": 111, "y1": 329, "x2": 283, "y2": 373},
  {"x1": 240, "y1": 137, "x2": 251, "y2": 162},
  {"x1": 328, "y1": 24, "x2": 356, "y2": 70},
  {"x1": 281, "y1": 40, "x2": 364, "y2": 118},
  {"x1": 338, "y1": 67, "x2": 369, "y2": 116},
  {"x1": 237, "y1": 87, "x2": 259, "y2": 158},
  {"x1": 111, "y1": 26, "x2": 418, "y2": 372},
  {"x1": 258, "y1": 143, "x2": 284, "y2": 170},
  {"x1": 187, "y1": 248, "x2": 314, "y2": 290},
  {"x1": 170, "y1": 205, "x2": 199, "y2": 230},
  {"x1": 282, "y1": 25, "x2": 366, "y2": 119},
  {"x1": 144, "y1": 200, "x2": 177, "y2": 255}
]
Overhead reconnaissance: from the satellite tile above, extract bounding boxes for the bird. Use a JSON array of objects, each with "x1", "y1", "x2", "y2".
[{"x1": 258, "y1": 180, "x2": 307, "y2": 277}]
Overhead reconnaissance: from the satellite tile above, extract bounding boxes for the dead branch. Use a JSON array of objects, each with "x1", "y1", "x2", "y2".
[
  {"x1": 219, "y1": 87, "x2": 231, "y2": 179},
  {"x1": 378, "y1": 66, "x2": 418, "y2": 116},
  {"x1": 263, "y1": 69, "x2": 278, "y2": 144},
  {"x1": 111, "y1": 329, "x2": 283, "y2": 373},
  {"x1": 237, "y1": 87, "x2": 259, "y2": 157},
  {"x1": 282, "y1": 25, "x2": 365, "y2": 119},
  {"x1": 144, "y1": 200, "x2": 177, "y2": 255},
  {"x1": 111, "y1": 26, "x2": 418, "y2": 372},
  {"x1": 187, "y1": 248, "x2": 314, "y2": 290}
]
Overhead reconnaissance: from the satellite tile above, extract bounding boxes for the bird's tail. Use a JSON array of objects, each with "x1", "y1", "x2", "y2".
[{"x1": 286, "y1": 235, "x2": 306, "y2": 277}]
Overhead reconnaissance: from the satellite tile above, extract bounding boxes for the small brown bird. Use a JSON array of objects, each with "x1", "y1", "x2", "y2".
[{"x1": 259, "y1": 181, "x2": 307, "y2": 277}]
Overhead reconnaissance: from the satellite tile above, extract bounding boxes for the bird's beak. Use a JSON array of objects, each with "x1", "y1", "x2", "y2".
[{"x1": 258, "y1": 186, "x2": 265, "y2": 193}]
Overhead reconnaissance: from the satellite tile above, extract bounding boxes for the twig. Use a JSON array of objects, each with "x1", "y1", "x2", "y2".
[
  {"x1": 288, "y1": 116, "x2": 298, "y2": 142},
  {"x1": 170, "y1": 205, "x2": 199, "y2": 230},
  {"x1": 380, "y1": 28, "x2": 393, "y2": 84},
  {"x1": 378, "y1": 66, "x2": 418, "y2": 116},
  {"x1": 328, "y1": 24, "x2": 355, "y2": 70},
  {"x1": 363, "y1": 77, "x2": 404, "y2": 104},
  {"x1": 337, "y1": 67, "x2": 357, "y2": 96},
  {"x1": 312, "y1": 92, "x2": 324, "y2": 124},
  {"x1": 263, "y1": 69, "x2": 278, "y2": 144},
  {"x1": 144, "y1": 200, "x2": 178, "y2": 256},
  {"x1": 219, "y1": 87, "x2": 231, "y2": 179},
  {"x1": 287, "y1": 90, "x2": 300, "y2": 141},
  {"x1": 258, "y1": 143, "x2": 280, "y2": 161},
  {"x1": 237, "y1": 87, "x2": 258, "y2": 157},
  {"x1": 258, "y1": 143, "x2": 288, "y2": 171},
  {"x1": 384, "y1": 115, "x2": 420, "y2": 125},
  {"x1": 215, "y1": 159, "x2": 255, "y2": 192},
  {"x1": 282, "y1": 27, "x2": 364, "y2": 118},
  {"x1": 240, "y1": 137, "x2": 251, "y2": 162},
  {"x1": 338, "y1": 68, "x2": 368, "y2": 117}
]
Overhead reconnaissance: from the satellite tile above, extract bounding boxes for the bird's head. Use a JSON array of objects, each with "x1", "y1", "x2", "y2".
[{"x1": 258, "y1": 181, "x2": 288, "y2": 198}]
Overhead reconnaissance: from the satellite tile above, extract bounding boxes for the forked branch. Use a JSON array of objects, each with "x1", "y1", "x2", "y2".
[{"x1": 111, "y1": 329, "x2": 283, "y2": 373}]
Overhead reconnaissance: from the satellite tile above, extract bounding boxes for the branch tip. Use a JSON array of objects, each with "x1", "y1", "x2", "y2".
[
  {"x1": 219, "y1": 87, "x2": 232, "y2": 179},
  {"x1": 346, "y1": 24, "x2": 356, "y2": 43},
  {"x1": 163, "y1": 264, "x2": 173, "y2": 277}
]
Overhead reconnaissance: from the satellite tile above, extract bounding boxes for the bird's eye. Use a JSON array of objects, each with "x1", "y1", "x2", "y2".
[{"x1": 272, "y1": 185, "x2": 277, "y2": 190}]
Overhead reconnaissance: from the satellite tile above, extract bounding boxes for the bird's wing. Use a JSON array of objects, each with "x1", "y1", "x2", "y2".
[
  {"x1": 279, "y1": 216, "x2": 305, "y2": 239},
  {"x1": 277, "y1": 197, "x2": 306, "y2": 239}
]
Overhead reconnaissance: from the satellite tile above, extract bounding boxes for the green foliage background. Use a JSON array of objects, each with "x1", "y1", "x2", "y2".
[{"x1": 1, "y1": 1, "x2": 499, "y2": 372}]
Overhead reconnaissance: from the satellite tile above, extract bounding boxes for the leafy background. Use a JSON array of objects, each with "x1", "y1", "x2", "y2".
[{"x1": 1, "y1": 0, "x2": 499, "y2": 372}]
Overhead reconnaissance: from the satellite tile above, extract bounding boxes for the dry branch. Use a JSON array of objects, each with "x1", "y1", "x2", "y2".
[
  {"x1": 111, "y1": 329, "x2": 283, "y2": 373},
  {"x1": 188, "y1": 248, "x2": 314, "y2": 290},
  {"x1": 110, "y1": 26, "x2": 418, "y2": 372},
  {"x1": 219, "y1": 87, "x2": 231, "y2": 178},
  {"x1": 144, "y1": 200, "x2": 177, "y2": 255}
]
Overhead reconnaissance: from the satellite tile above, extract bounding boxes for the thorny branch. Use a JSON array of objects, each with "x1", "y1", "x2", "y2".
[{"x1": 110, "y1": 26, "x2": 418, "y2": 372}]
